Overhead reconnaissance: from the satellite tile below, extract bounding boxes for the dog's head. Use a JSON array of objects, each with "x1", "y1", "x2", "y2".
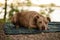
[{"x1": 34, "y1": 15, "x2": 51, "y2": 30}]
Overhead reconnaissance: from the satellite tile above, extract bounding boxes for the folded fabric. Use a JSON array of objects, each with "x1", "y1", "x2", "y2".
[{"x1": 4, "y1": 22, "x2": 60, "y2": 35}]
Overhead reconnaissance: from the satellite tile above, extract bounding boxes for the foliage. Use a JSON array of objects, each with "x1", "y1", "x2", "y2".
[
  {"x1": 0, "y1": 0, "x2": 56, "y2": 22},
  {"x1": 9, "y1": 3, "x2": 19, "y2": 20},
  {"x1": 0, "y1": 2, "x2": 3, "y2": 7},
  {"x1": 40, "y1": 11, "x2": 46, "y2": 14},
  {"x1": 48, "y1": 8, "x2": 54, "y2": 13},
  {"x1": 39, "y1": 5, "x2": 45, "y2": 8},
  {"x1": 45, "y1": 8, "x2": 54, "y2": 17},
  {"x1": 0, "y1": 19, "x2": 5, "y2": 23},
  {"x1": 39, "y1": 8, "x2": 54, "y2": 17},
  {"x1": 26, "y1": 0, "x2": 32, "y2": 6},
  {"x1": 50, "y1": 3, "x2": 56, "y2": 7}
]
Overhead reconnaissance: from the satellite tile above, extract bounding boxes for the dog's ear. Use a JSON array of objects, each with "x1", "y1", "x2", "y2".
[
  {"x1": 35, "y1": 16, "x2": 39, "y2": 19},
  {"x1": 33, "y1": 16, "x2": 39, "y2": 25},
  {"x1": 46, "y1": 17, "x2": 51, "y2": 22},
  {"x1": 35, "y1": 16, "x2": 39, "y2": 20}
]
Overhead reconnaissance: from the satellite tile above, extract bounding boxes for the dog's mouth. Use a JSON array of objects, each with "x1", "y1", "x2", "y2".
[{"x1": 39, "y1": 25, "x2": 49, "y2": 30}]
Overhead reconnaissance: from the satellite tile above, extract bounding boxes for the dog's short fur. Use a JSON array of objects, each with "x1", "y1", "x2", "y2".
[{"x1": 11, "y1": 11, "x2": 50, "y2": 30}]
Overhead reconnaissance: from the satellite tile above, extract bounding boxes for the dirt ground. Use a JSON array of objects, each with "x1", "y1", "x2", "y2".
[
  {"x1": 9, "y1": 32, "x2": 60, "y2": 40},
  {"x1": 0, "y1": 23, "x2": 60, "y2": 40}
]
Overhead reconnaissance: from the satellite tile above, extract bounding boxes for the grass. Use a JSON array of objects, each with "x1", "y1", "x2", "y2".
[
  {"x1": 0, "y1": 19, "x2": 12, "y2": 40},
  {"x1": 0, "y1": 19, "x2": 5, "y2": 23}
]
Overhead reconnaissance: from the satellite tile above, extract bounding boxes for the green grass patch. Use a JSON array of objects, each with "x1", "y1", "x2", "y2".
[{"x1": 0, "y1": 19, "x2": 5, "y2": 23}]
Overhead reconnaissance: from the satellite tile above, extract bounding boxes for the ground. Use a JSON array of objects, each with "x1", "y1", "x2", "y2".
[{"x1": 0, "y1": 23, "x2": 60, "y2": 40}]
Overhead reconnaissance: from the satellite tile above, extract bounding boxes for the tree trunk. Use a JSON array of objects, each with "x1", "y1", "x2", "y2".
[{"x1": 4, "y1": 0, "x2": 7, "y2": 22}]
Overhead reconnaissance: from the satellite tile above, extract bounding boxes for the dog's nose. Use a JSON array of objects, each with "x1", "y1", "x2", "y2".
[{"x1": 41, "y1": 26, "x2": 45, "y2": 30}]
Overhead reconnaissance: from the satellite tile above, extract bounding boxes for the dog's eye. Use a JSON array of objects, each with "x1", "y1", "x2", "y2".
[{"x1": 39, "y1": 21, "x2": 42, "y2": 23}]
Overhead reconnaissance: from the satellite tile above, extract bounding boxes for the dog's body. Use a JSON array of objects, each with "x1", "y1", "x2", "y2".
[{"x1": 11, "y1": 11, "x2": 50, "y2": 30}]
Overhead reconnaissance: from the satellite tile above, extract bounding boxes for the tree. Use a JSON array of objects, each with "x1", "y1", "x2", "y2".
[{"x1": 4, "y1": 0, "x2": 7, "y2": 22}]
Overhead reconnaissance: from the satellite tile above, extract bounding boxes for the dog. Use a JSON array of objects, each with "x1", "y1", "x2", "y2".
[{"x1": 11, "y1": 11, "x2": 50, "y2": 30}]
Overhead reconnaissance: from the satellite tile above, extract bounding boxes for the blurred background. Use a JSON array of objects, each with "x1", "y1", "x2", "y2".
[{"x1": 0, "y1": 0, "x2": 60, "y2": 22}]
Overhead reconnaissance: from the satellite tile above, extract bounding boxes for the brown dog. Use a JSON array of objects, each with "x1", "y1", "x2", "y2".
[{"x1": 11, "y1": 11, "x2": 50, "y2": 30}]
